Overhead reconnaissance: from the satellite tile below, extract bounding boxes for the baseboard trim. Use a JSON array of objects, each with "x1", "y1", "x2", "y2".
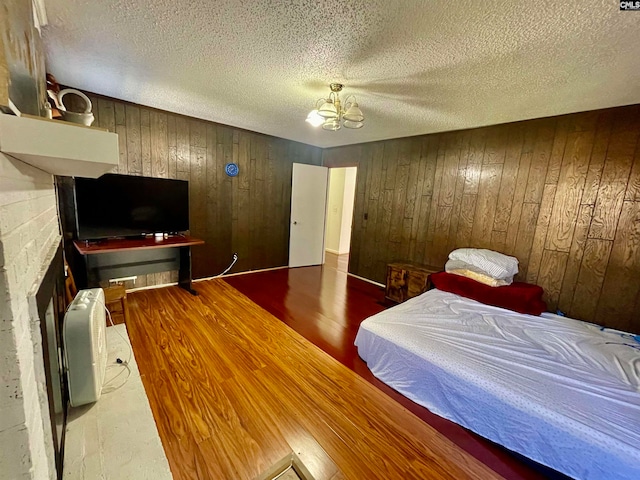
[
  {"x1": 325, "y1": 248, "x2": 350, "y2": 255},
  {"x1": 127, "y1": 266, "x2": 290, "y2": 292},
  {"x1": 127, "y1": 266, "x2": 380, "y2": 293},
  {"x1": 128, "y1": 282, "x2": 178, "y2": 293},
  {"x1": 194, "y1": 265, "x2": 288, "y2": 282},
  {"x1": 347, "y1": 272, "x2": 385, "y2": 288}
]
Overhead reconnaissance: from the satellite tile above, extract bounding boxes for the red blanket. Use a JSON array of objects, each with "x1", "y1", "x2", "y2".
[{"x1": 430, "y1": 271, "x2": 547, "y2": 315}]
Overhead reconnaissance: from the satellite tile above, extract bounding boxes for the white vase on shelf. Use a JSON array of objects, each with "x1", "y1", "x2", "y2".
[{"x1": 57, "y1": 89, "x2": 95, "y2": 126}]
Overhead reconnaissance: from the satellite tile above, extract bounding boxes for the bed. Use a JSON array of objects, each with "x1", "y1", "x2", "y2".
[{"x1": 354, "y1": 289, "x2": 640, "y2": 480}]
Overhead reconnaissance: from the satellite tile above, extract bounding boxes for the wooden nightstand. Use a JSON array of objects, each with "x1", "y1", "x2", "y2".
[{"x1": 385, "y1": 262, "x2": 441, "y2": 303}]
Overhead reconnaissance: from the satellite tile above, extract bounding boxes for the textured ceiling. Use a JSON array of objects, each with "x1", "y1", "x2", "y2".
[{"x1": 42, "y1": 0, "x2": 640, "y2": 148}]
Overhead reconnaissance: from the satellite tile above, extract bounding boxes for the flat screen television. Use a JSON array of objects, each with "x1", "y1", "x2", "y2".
[{"x1": 74, "y1": 174, "x2": 189, "y2": 240}]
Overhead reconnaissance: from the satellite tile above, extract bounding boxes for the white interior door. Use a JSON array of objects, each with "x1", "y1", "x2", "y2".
[{"x1": 289, "y1": 163, "x2": 329, "y2": 268}]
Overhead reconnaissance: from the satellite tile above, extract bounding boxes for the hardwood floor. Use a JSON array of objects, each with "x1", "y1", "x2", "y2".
[
  {"x1": 126, "y1": 279, "x2": 503, "y2": 480},
  {"x1": 225, "y1": 260, "x2": 385, "y2": 374},
  {"x1": 224, "y1": 254, "x2": 566, "y2": 480}
]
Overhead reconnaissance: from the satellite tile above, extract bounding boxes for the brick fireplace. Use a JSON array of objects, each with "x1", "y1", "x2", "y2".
[{"x1": 0, "y1": 152, "x2": 61, "y2": 479}]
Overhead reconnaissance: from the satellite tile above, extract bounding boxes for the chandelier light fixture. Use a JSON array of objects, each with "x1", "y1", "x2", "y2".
[{"x1": 306, "y1": 83, "x2": 365, "y2": 131}]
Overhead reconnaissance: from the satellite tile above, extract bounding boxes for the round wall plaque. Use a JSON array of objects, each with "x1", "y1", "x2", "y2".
[{"x1": 225, "y1": 163, "x2": 239, "y2": 177}]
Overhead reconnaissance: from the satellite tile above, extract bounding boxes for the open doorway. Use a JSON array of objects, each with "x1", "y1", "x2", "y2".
[{"x1": 324, "y1": 167, "x2": 357, "y2": 273}]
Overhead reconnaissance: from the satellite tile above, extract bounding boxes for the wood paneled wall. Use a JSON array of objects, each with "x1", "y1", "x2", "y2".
[
  {"x1": 69, "y1": 92, "x2": 322, "y2": 287},
  {"x1": 323, "y1": 105, "x2": 640, "y2": 332},
  {"x1": 70, "y1": 90, "x2": 640, "y2": 331}
]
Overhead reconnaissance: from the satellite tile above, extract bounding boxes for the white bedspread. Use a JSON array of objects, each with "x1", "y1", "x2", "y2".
[{"x1": 354, "y1": 289, "x2": 640, "y2": 480}]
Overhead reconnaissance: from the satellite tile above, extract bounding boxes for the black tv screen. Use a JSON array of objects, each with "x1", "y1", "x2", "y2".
[{"x1": 75, "y1": 174, "x2": 189, "y2": 240}]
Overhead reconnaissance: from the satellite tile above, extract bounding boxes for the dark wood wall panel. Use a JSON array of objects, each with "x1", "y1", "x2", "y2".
[
  {"x1": 323, "y1": 105, "x2": 640, "y2": 332},
  {"x1": 71, "y1": 92, "x2": 322, "y2": 287}
]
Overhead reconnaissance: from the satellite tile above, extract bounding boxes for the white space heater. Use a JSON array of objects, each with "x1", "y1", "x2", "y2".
[{"x1": 63, "y1": 288, "x2": 108, "y2": 407}]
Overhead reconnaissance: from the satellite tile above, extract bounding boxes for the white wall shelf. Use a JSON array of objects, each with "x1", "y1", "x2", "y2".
[{"x1": 0, "y1": 114, "x2": 118, "y2": 178}]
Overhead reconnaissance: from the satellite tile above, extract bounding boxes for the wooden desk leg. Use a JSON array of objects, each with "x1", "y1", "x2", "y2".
[
  {"x1": 122, "y1": 294, "x2": 129, "y2": 324},
  {"x1": 178, "y1": 246, "x2": 198, "y2": 295}
]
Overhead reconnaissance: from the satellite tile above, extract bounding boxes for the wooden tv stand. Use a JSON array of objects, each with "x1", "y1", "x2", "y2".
[{"x1": 74, "y1": 235, "x2": 204, "y2": 295}]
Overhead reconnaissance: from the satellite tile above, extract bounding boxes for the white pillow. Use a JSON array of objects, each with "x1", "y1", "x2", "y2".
[{"x1": 448, "y1": 248, "x2": 518, "y2": 280}]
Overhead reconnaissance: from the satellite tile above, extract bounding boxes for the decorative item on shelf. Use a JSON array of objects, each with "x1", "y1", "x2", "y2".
[
  {"x1": 225, "y1": 162, "x2": 239, "y2": 176},
  {"x1": 45, "y1": 73, "x2": 62, "y2": 118},
  {"x1": 43, "y1": 101, "x2": 53, "y2": 119},
  {"x1": 306, "y1": 83, "x2": 365, "y2": 131},
  {"x1": 57, "y1": 88, "x2": 94, "y2": 126}
]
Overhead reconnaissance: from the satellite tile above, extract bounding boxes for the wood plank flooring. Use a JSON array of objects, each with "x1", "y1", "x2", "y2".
[
  {"x1": 225, "y1": 255, "x2": 567, "y2": 480},
  {"x1": 126, "y1": 279, "x2": 503, "y2": 480}
]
